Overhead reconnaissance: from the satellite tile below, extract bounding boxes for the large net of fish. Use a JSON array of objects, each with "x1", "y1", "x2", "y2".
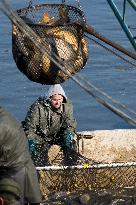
[{"x1": 12, "y1": 3, "x2": 89, "y2": 85}]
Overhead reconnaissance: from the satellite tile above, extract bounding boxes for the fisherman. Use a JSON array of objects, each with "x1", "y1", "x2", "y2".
[
  {"x1": 23, "y1": 84, "x2": 78, "y2": 166},
  {"x1": 0, "y1": 106, "x2": 42, "y2": 205}
]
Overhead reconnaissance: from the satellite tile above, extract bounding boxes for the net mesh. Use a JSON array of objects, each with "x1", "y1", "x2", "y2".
[
  {"x1": 37, "y1": 151, "x2": 136, "y2": 200},
  {"x1": 12, "y1": 3, "x2": 89, "y2": 84}
]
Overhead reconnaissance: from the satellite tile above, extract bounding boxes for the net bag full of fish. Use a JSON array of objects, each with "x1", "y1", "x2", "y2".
[{"x1": 12, "y1": 3, "x2": 89, "y2": 85}]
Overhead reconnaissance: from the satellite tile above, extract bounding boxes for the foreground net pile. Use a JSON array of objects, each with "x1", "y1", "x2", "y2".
[
  {"x1": 37, "y1": 161, "x2": 136, "y2": 201},
  {"x1": 40, "y1": 185, "x2": 136, "y2": 205},
  {"x1": 12, "y1": 3, "x2": 89, "y2": 84}
]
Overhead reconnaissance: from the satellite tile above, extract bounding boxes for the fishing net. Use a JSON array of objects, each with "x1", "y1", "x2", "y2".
[
  {"x1": 28, "y1": 132, "x2": 136, "y2": 200},
  {"x1": 37, "y1": 160, "x2": 136, "y2": 200},
  {"x1": 12, "y1": 3, "x2": 89, "y2": 84},
  {"x1": 35, "y1": 135, "x2": 136, "y2": 200}
]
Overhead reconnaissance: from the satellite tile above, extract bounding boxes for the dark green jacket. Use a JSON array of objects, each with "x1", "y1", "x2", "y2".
[
  {"x1": 0, "y1": 106, "x2": 41, "y2": 203},
  {"x1": 24, "y1": 97, "x2": 76, "y2": 142}
]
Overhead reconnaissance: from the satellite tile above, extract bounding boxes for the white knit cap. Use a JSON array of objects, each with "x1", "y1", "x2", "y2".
[{"x1": 47, "y1": 84, "x2": 67, "y2": 101}]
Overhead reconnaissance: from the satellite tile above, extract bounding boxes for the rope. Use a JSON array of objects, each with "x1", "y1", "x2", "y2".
[
  {"x1": 23, "y1": 0, "x2": 33, "y2": 16},
  {"x1": 27, "y1": 0, "x2": 33, "y2": 8},
  {"x1": 36, "y1": 161, "x2": 136, "y2": 170},
  {"x1": 86, "y1": 34, "x2": 136, "y2": 68},
  {"x1": 72, "y1": 73, "x2": 136, "y2": 127},
  {"x1": 83, "y1": 23, "x2": 136, "y2": 60},
  {"x1": 76, "y1": 74, "x2": 136, "y2": 117},
  {"x1": 1, "y1": 0, "x2": 136, "y2": 128},
  {"x1": 76, "y1": 0, "x2": 80, "y2": 8}
]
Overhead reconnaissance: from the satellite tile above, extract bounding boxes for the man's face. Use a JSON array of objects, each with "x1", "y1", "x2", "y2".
[{"x1": 50, "y1": 94, "x2": 63, "y2": 109}]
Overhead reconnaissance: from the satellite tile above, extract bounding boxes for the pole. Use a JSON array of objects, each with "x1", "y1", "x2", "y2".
[{"x1": 82, "y1": 23, "x2": 136, "y2": 60}]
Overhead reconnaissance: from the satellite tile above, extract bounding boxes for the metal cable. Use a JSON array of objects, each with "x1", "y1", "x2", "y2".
[
  {"x1": 83, "y1": 23, "x2": 136, "y2": 60},
  {"x1": 75, "y1": 73, "x2": 136, "y2": 117},
  {"x1": 86, "y1": 34, "x2": 136, "y2": 68}
]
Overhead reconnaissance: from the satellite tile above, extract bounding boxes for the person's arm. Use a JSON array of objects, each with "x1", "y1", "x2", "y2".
[
  {"x1": 62, "y1": 99, "x2": 77, "y2": 134},
  {"x1": 24, "y1": 101, "x2": 41, "y2": 141},
  {"x1": 61, "y1": 99, "x2": 77, "y2": 149}
]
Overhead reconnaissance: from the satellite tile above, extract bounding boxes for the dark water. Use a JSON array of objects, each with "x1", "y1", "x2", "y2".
[{"x1": 0, "y1": 0, "x2": 136, "y2": 132}]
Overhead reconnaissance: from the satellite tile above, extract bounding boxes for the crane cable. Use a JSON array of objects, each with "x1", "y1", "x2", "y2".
[
  {"x1": 86, "y1": 34, "x2": 136, "y2": 68},
  {"x1": 83, "y1": 23, "x2": 136, "y2": 60},
  {"x1": 76, "y1": 73, "x2": 136, "y2": 117},
  {"x1": 1, "y1": 0, "x2": 136, "y2": 127}
]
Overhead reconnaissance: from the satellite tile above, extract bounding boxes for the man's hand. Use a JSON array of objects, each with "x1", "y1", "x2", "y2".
[{"x1": 63, "y1": 131, "x2": 74, "y2": 148}]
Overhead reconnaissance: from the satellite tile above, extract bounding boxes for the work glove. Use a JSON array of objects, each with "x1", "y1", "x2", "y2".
[{"x1": 63, "y1": 131, "x2": 74, "y2": 149}]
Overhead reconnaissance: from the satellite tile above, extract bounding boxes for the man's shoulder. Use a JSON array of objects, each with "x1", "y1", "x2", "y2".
[
  {"x1": 31, "y1": 97, "x2": 49, "y2": 109},
  {"x1": 31, "y1": 97, "x2": 42, "y2": 105},
  {"x1": 66, "y1": 98, "x2": 73, "y2": 106},
  {"x1": 63, "y1": 98, "x2": 73, "y2": 110}
]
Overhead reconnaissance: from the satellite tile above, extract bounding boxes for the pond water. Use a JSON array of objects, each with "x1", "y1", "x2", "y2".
[{"x1": 0, "y1": 0, "x2": 136, "y2": 132}]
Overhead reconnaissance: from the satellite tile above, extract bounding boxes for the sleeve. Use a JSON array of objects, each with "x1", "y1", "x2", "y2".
[
  {"x1": 62, "y1": 99, "x2": 77, "y2": 134},
  {"x1": 24, "y1": 101, "x2": 41, "y2": 142}
]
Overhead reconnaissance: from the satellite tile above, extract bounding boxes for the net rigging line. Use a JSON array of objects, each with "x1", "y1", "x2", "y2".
[
  {"x1": 75, "y1": 73, "x2": 136, "y2": 117},
  {"x1": 1, "y1": 0, "x2": 136, "y2": 127},
  {"x1": 86, "y1": 34, "x2": 136, "y2": 68},
  {"x1": 36, "y1": 161, "x2": 136, "y2": 170},
  {"x1": 83, "y1": 23, "x2": 136, "y2": 60}
]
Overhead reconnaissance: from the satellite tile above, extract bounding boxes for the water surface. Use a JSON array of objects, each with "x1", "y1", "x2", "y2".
[{"x1": 0, "y1": 0, "x2": 136, "y2": 131}]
